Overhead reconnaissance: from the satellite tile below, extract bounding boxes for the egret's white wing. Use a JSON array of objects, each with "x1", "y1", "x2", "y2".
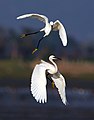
[
  {"x1": 31, "y1": 63, "x2": 47, "y2": 103},
  {"x1": 17, "y1": 13, "x2": 48, "y2": 23},
  {"x1": 53, "y1": 20, "x2": 67, "y2": 46},
  {"x1": 51, "y1": 72, "x2": 67, "y2": 105}
]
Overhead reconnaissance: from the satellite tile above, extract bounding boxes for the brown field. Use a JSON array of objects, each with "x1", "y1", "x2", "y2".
[{"x1": 57, "y1": 59, "x2": 94, "y2": 79}]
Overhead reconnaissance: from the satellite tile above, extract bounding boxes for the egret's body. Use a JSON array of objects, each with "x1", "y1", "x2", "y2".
[
  {"x1": 31, "y1": 55, "x2": 67, "y2": 104},
  {"x1": 17, "y1": 13, "x2": 67, "y2": 53}
]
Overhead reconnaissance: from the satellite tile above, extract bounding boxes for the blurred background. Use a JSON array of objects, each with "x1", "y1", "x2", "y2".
[{"x1": 0, "y1": 0, "x2": 94, "y2": 120}]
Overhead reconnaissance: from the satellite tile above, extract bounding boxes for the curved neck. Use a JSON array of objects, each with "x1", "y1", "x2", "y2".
[{"x1": 49, "y1": 58, "x2": 58, "y2": 72}]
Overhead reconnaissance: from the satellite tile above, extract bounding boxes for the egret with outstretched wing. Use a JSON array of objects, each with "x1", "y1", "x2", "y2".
[
  {"x1": 31, "y1": 55, "x2": 67, "y2": 104},
  {"x1": 17, "y1": 13, "x2": 67, "y2": 53}
]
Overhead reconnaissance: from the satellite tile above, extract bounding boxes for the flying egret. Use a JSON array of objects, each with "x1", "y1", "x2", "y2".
[
  {"x1": 31, "y1": 55, "x2": 67, "y2": 104},
  {"x1": 17, "y1": 13, "x2": 67, "y2": 54}
]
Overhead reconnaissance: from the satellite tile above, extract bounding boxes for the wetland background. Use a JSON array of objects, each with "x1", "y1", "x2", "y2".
[{"x1": 0, "y1": 0, "x2": 94, "y2": 120}]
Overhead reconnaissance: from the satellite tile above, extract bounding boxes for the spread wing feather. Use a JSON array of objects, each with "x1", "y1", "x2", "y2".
[
  {"x1": 17, "y1": 13, "x2": 48, "y2": 23},
  {"x1": 31, "y1": 63, "x2": 47, "y2": 103},
  {"x1": 53, "y1": 20, "x2": 67, "y2": 46},
  {"x1": 51, "y1": 72, "x2": 67, "y2": 105}
]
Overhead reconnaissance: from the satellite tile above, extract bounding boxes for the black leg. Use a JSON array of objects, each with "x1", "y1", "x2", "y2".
[
  {"x1": 32, "y1": 36, "x2": 44, "y2": 54},
  {"x1": 46, "y1": 73, "x2": 55, "y2": 88},
  {"x1": 26, "y1": 31, "x2": 40, "y2": 35},
  {"x1": 36, "y1": 36, "x2": 44, "y2": 49},
  {"x1": 46, "y1": 73, "x2": 53, "y2": 83},
  {"x1": 21, "y1": 31, "x2": 40, "y2": 38}
]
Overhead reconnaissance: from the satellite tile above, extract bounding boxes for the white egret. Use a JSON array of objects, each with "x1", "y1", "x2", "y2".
[
  {"x1": 31, "y1": 55, "x2": 67, "y2": 105},
  {"x1": 17, "y1": 13, "x2": 67, "y2": 54}
]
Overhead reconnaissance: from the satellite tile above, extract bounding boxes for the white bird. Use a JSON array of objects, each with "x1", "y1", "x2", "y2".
[
  {"x1": 31, "y1": 55, "x2": 67, "y2": 105},
  {"x1": 17, "y1": 13, "x2": 67, "y2": 54}
]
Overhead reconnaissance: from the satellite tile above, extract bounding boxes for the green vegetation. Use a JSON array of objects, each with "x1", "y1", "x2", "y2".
[
  {"x1": 0, "y1": 59, "x2": 31, "y2": 79},
  {"x1": 0, "y1": 59, "x2": 94, "y2": 80}
]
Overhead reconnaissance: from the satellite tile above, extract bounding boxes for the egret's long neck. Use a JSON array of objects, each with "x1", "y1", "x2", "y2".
[{"x1": 49, "y1": 58, "x2": 58, "y2": 72}]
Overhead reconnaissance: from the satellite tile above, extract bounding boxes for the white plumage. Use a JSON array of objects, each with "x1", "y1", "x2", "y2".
[
  {"x1": 31, "y1": 55, "x2": 67, "y2": 104},
  {"x1": 17, "y1": 13, "x2": 67, "y2": 46}
]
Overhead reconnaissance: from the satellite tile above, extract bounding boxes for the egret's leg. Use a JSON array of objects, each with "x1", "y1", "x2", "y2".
[
  {"x1": 51, "y1": 82, "x2": 55, "y2": 88},
  {"x1": 36, "y1": 36, "x2": 44, "y2": 49},
  {"x1": 46, "y1": 73, "x2": 55, "y2": 88},
  {"x1": 46, "y1": 73, "x2": 52, "y2": 82},
  {"x1": 32, "y1": 36, "x2": 44, "y2": 54},
  {"x1": 21, "y1": 31, "x2": 40, "y2": 38}
]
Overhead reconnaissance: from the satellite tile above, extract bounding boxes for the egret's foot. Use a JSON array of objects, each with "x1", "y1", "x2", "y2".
[
  {"x1": 32, "y1": 48, "x2": 38, "y2": 54},
  {"x1": 20, "y1": 34, "x2": 26, "y2": 38},
  {"x1": 52, "y1": 82, "x2": 54, "y2": 88}
]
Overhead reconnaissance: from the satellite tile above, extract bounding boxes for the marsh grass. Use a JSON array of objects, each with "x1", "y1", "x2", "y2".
[
  {"x1": 0, "y1": 59, "x2": 31, "y2": 79},
  {"x1": 0, "y1": 59, "x2": 94, "y2": 80},
  {"x1": 57, "y1": 59, "x2": 94, "y2": 80}
]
